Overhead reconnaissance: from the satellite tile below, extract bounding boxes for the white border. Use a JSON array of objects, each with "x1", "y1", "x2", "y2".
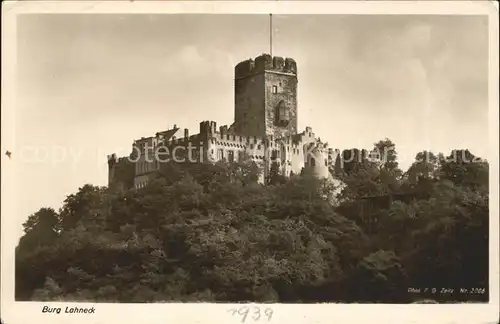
[{"x1": 1, "y1": 1, "x2": 499, "y2": 324}]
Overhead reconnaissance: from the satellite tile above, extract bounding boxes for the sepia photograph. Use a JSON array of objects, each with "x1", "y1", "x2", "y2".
[{"x1": 1, "y1": 1, "x2": 499, "y2": 324}]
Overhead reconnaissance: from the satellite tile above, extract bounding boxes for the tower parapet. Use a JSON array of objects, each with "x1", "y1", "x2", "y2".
[
  {"x1": 107, "y1": 153, "x2": 118, "y2": 165},
  {"x1": 200, "y1": 120, "x2": 217, "y2": 134},
  {"x1": 235, "y1": 54, "x2": 297, "y2": 79}
]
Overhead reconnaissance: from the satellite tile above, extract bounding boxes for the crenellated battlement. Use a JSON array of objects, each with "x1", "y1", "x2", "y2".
[
  {"x1": 107, "y1": 153, "x2": 118, "y2": 165},
  {"x1": 199, "y1": 120, "x2": 217, "y2": 134},
  {"x1": 235, "y1": 54, "x2": 297, "y2": 79},
  {"x1": 109, "y1": 53, "x2": 336, "y2": 190}
]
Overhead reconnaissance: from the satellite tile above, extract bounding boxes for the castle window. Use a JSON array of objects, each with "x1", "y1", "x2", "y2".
[
  {"x1": 325, "y1": 159, "x2": 328, "y2": 167},
  {"x1": 257, "y1": 145, "x2": 261, "y2": 150},
  {"x1": 276, "y1": 100, "x2": 290, "y2": 127},
  {"x1": 228, "y1": 150, "x2": 234, "y2": 162},
  {"x1": 217, "y1": 149, "x2": 224, "y2": 160},
  {"x1": 311, "y1": 158, "x2": 316, "y2": 167},
  {"x1": 272, "y1": 85, "x2": 278, "y2": 94}
]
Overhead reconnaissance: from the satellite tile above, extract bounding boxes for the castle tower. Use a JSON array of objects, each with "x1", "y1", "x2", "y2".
[
  {"x1": 107, "y1": 153, "x2": 118, "y2": 186},
  {"x1": 234, "y1": 54, "x2": 298, "y2": 139}
]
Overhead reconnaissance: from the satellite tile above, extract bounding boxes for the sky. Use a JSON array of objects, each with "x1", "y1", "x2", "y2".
[{"x1": 14, "y1": 14, "x2": 489, "y2": 234}]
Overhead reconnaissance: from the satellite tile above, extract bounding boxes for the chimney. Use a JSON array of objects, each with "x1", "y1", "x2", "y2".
[{"x1": 184, "y1": 128, "x2": 189, "y2": 138}]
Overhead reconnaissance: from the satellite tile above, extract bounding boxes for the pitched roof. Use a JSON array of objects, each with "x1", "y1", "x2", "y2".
[{"x1": 156, "y1": 127, "x2": 180, "y2": 141}]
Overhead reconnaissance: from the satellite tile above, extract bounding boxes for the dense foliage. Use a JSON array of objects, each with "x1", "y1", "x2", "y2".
[{"x1": 15, "y1": 140, "x2": 489, "y2": 303}]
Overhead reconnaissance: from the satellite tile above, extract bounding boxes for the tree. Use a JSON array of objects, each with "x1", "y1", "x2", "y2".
[
  {"x1": 371, "y1": 138, "x2": 400, "y2": 173},
  {"x1": 15, "y1": 143, "x2": 489, "y2": 303},
  {"x1": 267, "y1": 161, "x2": 287, "y2": 186},
  {"x1": 370, "y1": 138, "x2": 402, "y2": 194},
  {"x1": 439, "y1": 150, "x2": 488, "y2": 190},
  {"x1": 21, "y1": 207, "x2": 59, "y2": 235},
  {"x1": 402, "y1": 178, "x2": 488, "y2": 300},
  {"x1": 347, "y1": 250, "x2": 409, "y2": 302},
  {"x1": 59, "y1": 184, "x2": 107, "y2": 231}
]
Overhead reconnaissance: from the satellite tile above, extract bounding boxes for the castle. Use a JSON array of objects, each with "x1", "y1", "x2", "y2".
[{"x1": 108, "y1": 54, "x2": 335, "y2": 189}]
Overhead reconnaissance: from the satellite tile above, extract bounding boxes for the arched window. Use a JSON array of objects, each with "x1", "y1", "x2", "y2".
[{"x1": 275, "y1": 100, "x2": 289, "y2": 127}]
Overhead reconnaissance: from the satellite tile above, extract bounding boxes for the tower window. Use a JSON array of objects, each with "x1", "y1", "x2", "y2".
[
  {"x1": 272, "y1": 85, "x2": 278, "y2": 94},
  {"x1": 275, "y1": 100, "x2": 290, "y2": 127},
  {"x1": 311, "y1": 158, "x2": 316, "y2": 167}
]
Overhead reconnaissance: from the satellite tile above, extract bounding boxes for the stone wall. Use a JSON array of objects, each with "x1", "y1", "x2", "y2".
[
  {"x1": 234, "y1": 54, "x2": 298, "y2": 138},
  {"x1": 108, "y1": 155, "x2": 135, "y2": 189},
  {"x1": 264, "y1": 71, "x2": 298, "y2": 138},
  {"x1": 234, "y1": 73, "x2": 266, "y2": 137}
]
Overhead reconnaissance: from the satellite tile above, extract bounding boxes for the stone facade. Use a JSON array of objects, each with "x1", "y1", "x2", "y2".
[
  {"x1": 233, "y1": 54, "x2": 298, "y2": 138},
  {"x1": 108, "y1": 54, "x2": 335, "y2": 190}
]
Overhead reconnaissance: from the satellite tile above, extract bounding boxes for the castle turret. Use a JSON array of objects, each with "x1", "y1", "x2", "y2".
[{"x1": 305, "y1": 142, "x2": 330, "y2": 179}]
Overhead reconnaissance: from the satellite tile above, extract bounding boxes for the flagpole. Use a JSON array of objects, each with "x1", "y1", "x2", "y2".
[{"x1": 270, "y1": 13, "x2": 273, "y2": 56}]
